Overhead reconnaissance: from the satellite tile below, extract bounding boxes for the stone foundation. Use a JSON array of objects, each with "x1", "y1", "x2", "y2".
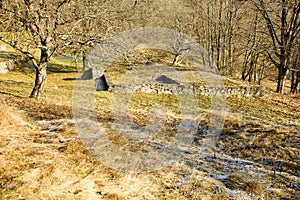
[{"x1": 112, "y1": 83, "x2": 264, "y2": 97}]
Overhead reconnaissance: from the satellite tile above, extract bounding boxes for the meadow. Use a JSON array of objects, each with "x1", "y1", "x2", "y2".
[{"x1": 0, "y1": 53, "x2": 299, "y2": 199}]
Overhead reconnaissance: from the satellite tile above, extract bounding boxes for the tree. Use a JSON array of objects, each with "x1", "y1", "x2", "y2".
[
  {"x1": 251, "y1": 0, "x2": 300, "y2": 94},
  {"x1": 0, "y1": 0, "x2": 105, "y2": 98},
  {"x1": 290, "y1": 40, "x2": 300, "y2": 93},
  {"x1": 71, "y1": 0, "x2": 134, "y2": 72},
  {"x1": 241, "y1": 11, "x2": 269, "y2": 84},
  {"x1": 186, "y1": 0, "x2": 242, "y2": 75}
]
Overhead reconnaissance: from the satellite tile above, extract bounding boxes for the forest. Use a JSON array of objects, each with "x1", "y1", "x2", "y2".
[{"x1": 0, "y1": 0, "x2": 299, "y2": 98}]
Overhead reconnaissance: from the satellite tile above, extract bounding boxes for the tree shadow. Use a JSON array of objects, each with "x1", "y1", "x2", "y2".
[
  {"x1": 62, "y1": 78, "x2": 80, "y2": 81},
  {"x1": 0, "y1": 79, "x2": 31, "y2": 98},
  {"x1": 47, "y1": 63, "x2": 77, "y2": 74},
  {"x1": 292, "y1": 94, "x2": 300, "y2": 100},
  {"x1": 0, "y1": 90, "x2": 24, "y2": 98},
  {"x1": 0, "y1": 79, "x2": 27, "y2": 84},
  {"x1": 175, "y1": 67, "x2": 197, "y2": 71}
]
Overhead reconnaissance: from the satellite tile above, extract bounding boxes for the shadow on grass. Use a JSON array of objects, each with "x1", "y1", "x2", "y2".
[
  {"x1": 47, "y1": 63, "x2": 77, "y2": 74},
  {"x1": 175, "y1": 67, "x2": 197, "y2": 71},
  {"x1": 0, "y1": 80, "x2": 31, "y2": 98},
  {"x1": 292, "y1": 94, "x2": 300, "y2": 99},
  {"x1": 1, "y1": 95, "x2": 73, "y2": 121},
  {"x1": 0, "y1": 91, "x2": 23, "y2": 98},
  {"x1": 0, "y1": 79, "x2": 27, "y2": 84},
  {"x1": 62, "y1": 78, "x2": 80, "y2": 81}
]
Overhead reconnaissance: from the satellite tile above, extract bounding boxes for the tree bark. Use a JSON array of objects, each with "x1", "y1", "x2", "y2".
[
  {"x1": 276, "y1": 67, "x2": 288, "y2": 94},
  {"x1": 172, "y1": 54, "x2": 180, "y2": 66},
  {"x1": 82, "y1": 50, "x2": 90, "y2": 71},
  {"x1": 30, "y1": 63, "x2": 47, "y2": 99},
  {"x1": 291, "y1": 70, "x2": 300, "y2": 94}
]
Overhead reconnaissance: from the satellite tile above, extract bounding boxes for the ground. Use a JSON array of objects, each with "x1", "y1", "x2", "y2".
[{"x1": 0, "y1": 53, "x2": 299, "y2": 199}]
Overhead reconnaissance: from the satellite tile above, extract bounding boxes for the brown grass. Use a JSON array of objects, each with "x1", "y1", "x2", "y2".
[
  {"x1": 0, "y1": 102, "x2": 164, "y2": 199},
  {"x1": 0, "y1": 51, "x2": 299, "y2": 199}
]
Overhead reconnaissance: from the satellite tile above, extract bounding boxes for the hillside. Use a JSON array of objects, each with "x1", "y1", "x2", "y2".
[
  {"x1": 0, "y1": 58, "x2": 299, "y2": 199},
  {"x1": 0, "y1": 0, "x2": 299, "y2": 199}
]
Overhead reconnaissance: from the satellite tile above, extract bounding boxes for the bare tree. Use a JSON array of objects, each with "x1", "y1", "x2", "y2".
[
  {"x1": 251, "y1": 0, "x2": 300, "y2": 94},
  {"x1": 241, "y1": 11, "x2": 265, "y2": 84},
  {"x1": 186, "y1": 0, "x2": 242, "y2": 75},
  {"x1": 75, "y1": 0, "x2": 133, "y2": 71},
  {"x1": 0, "y1": 0, "x2": 106, "y2": 98},
  {"x1": 290, "y1": 40, "x2": 300, "y2": 93}
]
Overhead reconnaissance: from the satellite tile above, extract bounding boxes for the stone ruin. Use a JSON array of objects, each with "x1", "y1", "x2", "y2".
[
  {"x1": 113, "y1": 83, "x2": 264, "y2": 97},
  {"x1": 80, "y1": 67, "x2": 109, "y2": 91},
  {"x1": 112, "y1": 75, "x2": 264, "y2": 97},
  {"x1": 79, "y1": 67, "x2": 263, "y2": 96}
]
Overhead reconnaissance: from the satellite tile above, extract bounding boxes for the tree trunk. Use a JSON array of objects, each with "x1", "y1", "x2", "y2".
[
  {"x1": 82, "y1": 51, "x2": 89, "y2": 71},
  {"x1": 258, "y1": 58, "x2": 266, "y2": 85},
  {"x1": 30, "y1": 63, "x2": 47, "y2": 99},
  {"x1": 242, "y1": 51, "x2": 250, "y2": 81},
  {"x1": 276, "y1": 68, "x2": 283, "y2": 94},
  {"x1": 296, "y1": 72, "x2": 300, "y2": 94},
  {"x1": 291, "y1": 70, "x2": 295, "y2": 93},
  {"x1": 172, "y1": 54, "x2": 180, "y2": 66},
  {"x1": 291, "y1": 70, "x2": 300, "y2": 94},
  {"x1": 276, "y1": 67, "x2": 288, "y2": 94}
]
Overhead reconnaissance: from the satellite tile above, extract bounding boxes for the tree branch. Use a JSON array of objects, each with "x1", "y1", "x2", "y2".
[
  {"x1": 253, "y1": 0, "x2": 281, "y2": 57},
  {"x1": 0, "y1": 36, "x2": 38, "y2": 68}
]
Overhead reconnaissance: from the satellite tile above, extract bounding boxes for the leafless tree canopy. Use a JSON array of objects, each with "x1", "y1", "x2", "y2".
[
  {"x1": 0, "y1": 0, "x2": 124, "y2": 98},
  {"x1": 0, "y1": 0, "x2": 299, "y2": 97}
]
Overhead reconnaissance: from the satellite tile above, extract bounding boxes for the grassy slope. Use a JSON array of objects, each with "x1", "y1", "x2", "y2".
[{"x1": 0, "y1": 54, "x2": 299, "y2": 199}]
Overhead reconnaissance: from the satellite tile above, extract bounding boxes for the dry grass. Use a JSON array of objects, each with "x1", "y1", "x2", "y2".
[
  {"x1": 0, "y1": 52, "x2": 299, "y2": 199},
  {"x1": 0, "y1": 101, "x2": 165, "y2": 200}
]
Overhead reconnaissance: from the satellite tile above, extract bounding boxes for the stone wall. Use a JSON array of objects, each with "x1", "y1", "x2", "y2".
[{"x1": 112, "y1": 83, "x2": 264, "y2": 97}]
